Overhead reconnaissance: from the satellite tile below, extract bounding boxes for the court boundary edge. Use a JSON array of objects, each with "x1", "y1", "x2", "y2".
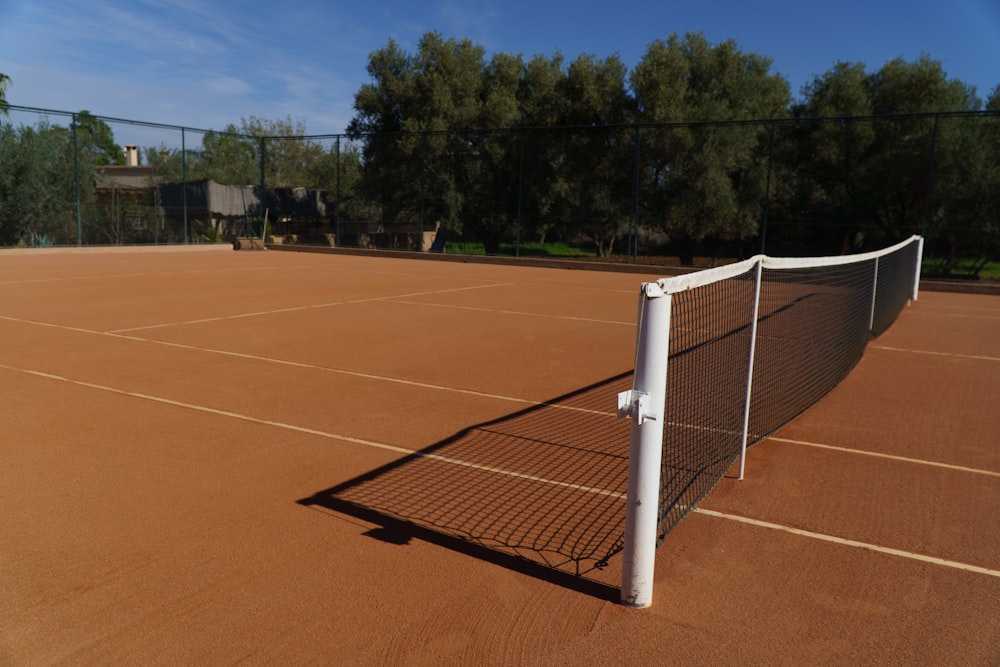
[{"x1": 266, "y1": 243, "x2": 1000, "y2": 294}]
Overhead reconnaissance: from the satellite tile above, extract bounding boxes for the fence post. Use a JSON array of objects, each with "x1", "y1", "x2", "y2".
[
  {"x1": 181, "y1": 128, "x2": 189, "y2": 244},
  {"x1": 516, "y1": 128, "x2": 524, "y2": 258},
  {"x1": 630, "y1": 125, "x2": 641, "y2": 264},
  {"x1": 760, "y1": 121, "x2": 776, "y2": 255},
  {"x1": 72, "y1": 114, "x2": 82, "y2": 246},
  {"x1": 335, "y1": 135, "x2": 341, "y2": 247},
  {"x1": 259, "y1": 136, "x2": 267, "y2": 238},
  {"x1": 921, "y1": 114, "x2": 940, "y2": 239}
]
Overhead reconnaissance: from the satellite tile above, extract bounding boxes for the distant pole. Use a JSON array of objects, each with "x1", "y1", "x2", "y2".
[
  {"x1": 259, "y1": 137, "x2": 266, "y2": 238},
  {"x1": 419, "y1": 135, "x2": 427, "y2": 248},
  {"x1": 335, "y1": 136, "x2": 341, "y2": 247},
  {"x1": 921, "y1": 114, "x2": 940, "y2": 239},
  {"x1": 630, "y1": 126, "x2": 641, "y2": 264},
  {"x1": 181, "y1": 128, "x2": 189, "y2": 244},
  {"x1": 760, "y1": 121, "x2": 776, "y2": 255},
  {"x1": 516, "y1": 129, "x2": 525, "y2": 258},
  {"x1": 72, "y1": 114, "x2": 82, "y2": 246}
]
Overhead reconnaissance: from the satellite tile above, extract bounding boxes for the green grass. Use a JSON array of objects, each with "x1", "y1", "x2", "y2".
[
  {"x1": 922, "y1": 258, "x2": 1000, "y2": 281},
  {"x1": 444, "y1": 241, "x2": 596, "y2": 258}
]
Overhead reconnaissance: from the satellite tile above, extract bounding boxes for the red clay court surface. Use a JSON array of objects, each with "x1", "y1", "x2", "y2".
[{"x1": 1, "y1": 246, "x2": 997, "y2": 665}]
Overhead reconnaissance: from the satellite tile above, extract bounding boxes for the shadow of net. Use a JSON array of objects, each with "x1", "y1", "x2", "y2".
[{"x1": 300, "y1": 372, "x2": 634, "y2": 581}]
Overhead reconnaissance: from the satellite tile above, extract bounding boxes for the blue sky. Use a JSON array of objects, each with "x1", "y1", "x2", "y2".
[{"x1": 1, "y1": 0, "x2": 998, "y2": 143}]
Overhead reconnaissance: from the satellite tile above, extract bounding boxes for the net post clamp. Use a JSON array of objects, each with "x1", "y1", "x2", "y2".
[
  {"x1": 617, "y1": 390, "x2": 657, "y2": 424},
  {"x1": 643, "y1": 282, "x2": 667, "y2": 298}
]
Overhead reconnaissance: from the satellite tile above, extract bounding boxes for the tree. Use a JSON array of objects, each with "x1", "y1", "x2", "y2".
[
  {"x1": 554, "y1": 53, "x2": 633, "y2": 256},
  {"x1": 451, "y1": 51, "x2": 524, "y2": 251},
  {"x1": 73, "y1": 110, "x2": 124, "y2": 166},
  {"x1": 790, "y1": 55, "x2": 984, "y2": 256},
  {"x1": 348, "y1": 38, "x2": 421, "y2": 229},
  {"x1": 865, "y1": 56, "x2": 980, "y2": 242},
  {"x1": 631, "y1": 33, "x2": 790, "y2": 262},
  {"x1": 923, "y1": 86, "x2": 1000, "y2": 276},
  {"x1": 0, "y1": 122, "x2": 78, "y2": 246},
  {"x1": 515, "y1": 54, "x2": 568, "y2": 243},
  {"x1": 784, "y1": 62, "x2": 878, "y2": 253},
  {"x1": 349, "y1": 32, "x2": 523, "y2": 251},
  {"x1": 199, "y1": 124, "x2": 260, "y2": 185},
  {"x1": 241, "y1": 116, "x2": 326, "y2": 188}
]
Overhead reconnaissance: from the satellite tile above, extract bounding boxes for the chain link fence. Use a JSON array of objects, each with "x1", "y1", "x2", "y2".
[{"x1": 2, "y1": 105, "x2": 998, "y2": 279}]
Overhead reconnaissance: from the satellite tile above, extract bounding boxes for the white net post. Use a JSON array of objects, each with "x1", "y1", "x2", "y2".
[
  {"x1": 869, "y1": 256, "x2": 881, "y2": 332},
  {"x1": 619, "y1": 282, "x2": 671, "y2": 608},
  {"x1": 738, "y1": 258, "x2": 764, "y2": 481},
  {"x1": 913, "y1": 237, "x2": 924, "y2": 301}
]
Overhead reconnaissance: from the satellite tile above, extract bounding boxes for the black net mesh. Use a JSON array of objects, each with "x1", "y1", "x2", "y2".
[
  {"x1": 652, "y1": 238, "x2": 921, "y2": 545},
  {"x1": 657, "y1": 268, "x2": 756, "y2": 541},
  {"x1": 748, "y1": 260, "x2": 876, "y2": 441}
]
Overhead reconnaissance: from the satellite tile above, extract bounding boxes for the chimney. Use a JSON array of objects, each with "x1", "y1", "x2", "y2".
[{"x1": 125, "y1": 144, "x2": 138, "y2": 167}]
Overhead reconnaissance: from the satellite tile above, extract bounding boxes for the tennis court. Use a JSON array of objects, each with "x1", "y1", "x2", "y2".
[{"x1": 2, "y1": 246, "x2": 997, "y2": 664}]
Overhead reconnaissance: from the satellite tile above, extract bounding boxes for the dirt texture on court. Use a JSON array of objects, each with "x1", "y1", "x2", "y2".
[{"x1": 1, "y1": 247, "x2": 997, "y2": 665}]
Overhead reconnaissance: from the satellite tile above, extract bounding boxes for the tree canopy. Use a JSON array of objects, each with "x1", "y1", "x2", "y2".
[
  {"x1": 1, "y1": 34, "x2": 996, "y2": 273},
  {"x1": 342, "y1": 32, "x2": 995, "y2": 262}
]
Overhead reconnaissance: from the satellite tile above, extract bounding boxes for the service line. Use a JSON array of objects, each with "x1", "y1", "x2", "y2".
[{"x1": 109, "y1": 281, "x2": 516, "y2": 333}]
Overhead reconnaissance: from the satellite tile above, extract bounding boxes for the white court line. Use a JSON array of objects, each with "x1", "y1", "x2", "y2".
[
  {"x1": 0, "y1": 264, "x2": 283, "y2": 287},
  {"x1": 2, "y1": 361, "x2": 996, "y2": 579},
  {"x1": 872, "y1": 345, "x2": 1000, "y2": 363},
  {"x1": 769, "y1": 437, "x2": 1000, "y2": 478},
  {"x1": 913, "y1": 311, "x2": 1000, "y2": 320},
  {"x1": 692, "y1": 508, "x2": 1000, "y2": 578},
  {"x1": 389, "y1": 299, "x2": 634, "y2": 326},
  {"x1": 0, "y1": 363, "x2": 623, "y2": 501},
  {"x1": 109, "y1": 282, "x2": 515, "y2": 333},
  {"x1": 0, "y1": 314, "x2": 614, "y2": 418}
]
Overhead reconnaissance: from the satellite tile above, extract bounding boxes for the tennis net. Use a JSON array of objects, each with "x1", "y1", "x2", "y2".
[{"x1": 618, "y1": 235, "x2": 923, "y2": 607}]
